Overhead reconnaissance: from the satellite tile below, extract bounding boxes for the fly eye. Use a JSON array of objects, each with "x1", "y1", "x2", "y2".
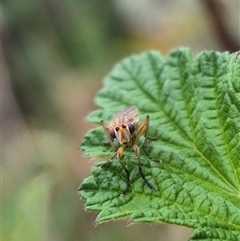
[
  {"x1": 128, "y1": 123, "x2": 135, "y2": 134},
  {"x1": 110, "y1": 128, "x2": 116, "y2": 138}
]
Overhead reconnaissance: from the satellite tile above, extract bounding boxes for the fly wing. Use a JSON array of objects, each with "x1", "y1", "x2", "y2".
[{"x1": 110, "y1": 106, "x2": 139, "y2": 127}]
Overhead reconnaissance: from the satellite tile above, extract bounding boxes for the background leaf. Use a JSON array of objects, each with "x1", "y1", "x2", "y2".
[{"x1": 79, "y1": 49, "x2": 240, "y2": 241}]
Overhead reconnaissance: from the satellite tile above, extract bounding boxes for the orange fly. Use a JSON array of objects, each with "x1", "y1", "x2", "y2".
[{"x1": 100, "y1": 106, "x2": 159, "y2": 195}]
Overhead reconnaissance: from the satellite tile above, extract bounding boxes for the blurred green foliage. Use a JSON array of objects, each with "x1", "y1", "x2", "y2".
[{"x1": 4, "y1": 0, "x2": 126, "y2": 123}]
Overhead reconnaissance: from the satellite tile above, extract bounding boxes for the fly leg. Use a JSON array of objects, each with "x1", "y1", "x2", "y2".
[
  {"x1": 133, "y1": 144, "x2": 156, "y2": 191},
  {"x1": 119, "y1": 160, "x2": 130, "y2": 195},
  {"x1": 117, "y1": 146, "x2": 130, "y2": 195},
  {"x1": 100, "y1": 120, "x2": 116, "y2": 151},
  {"x1": 100, "y1": 120, "x2": 117, "y2": 168},
  {"x1": 142, "y1": 142, "x2": 160, "y2": 163},
  {"x1": 99, "y1": 152, "x2": 117, "y2": 168},
  {"x1": 100, "y1": 151, "x2": 130, "y2": 196},
  {"x1": 137, "y1": 116, "x2": 160, "y2": 163}
]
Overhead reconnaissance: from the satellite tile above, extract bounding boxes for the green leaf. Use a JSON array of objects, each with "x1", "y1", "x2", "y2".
[{"x1": 78, "y1": 49, "x2": 240, "y2": 241}]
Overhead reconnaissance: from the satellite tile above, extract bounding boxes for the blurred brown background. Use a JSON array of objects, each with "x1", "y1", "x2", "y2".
[{"x1": 2, "y1": 1, "x2": 239, "y2": 241}]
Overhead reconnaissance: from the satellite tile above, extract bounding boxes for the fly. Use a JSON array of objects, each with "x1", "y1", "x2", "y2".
[{"x1": 100, "y1": 106, "x2": 159, "y2": 195}]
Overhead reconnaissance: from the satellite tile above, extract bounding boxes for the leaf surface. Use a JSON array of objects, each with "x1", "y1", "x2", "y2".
[{"x1": 79, "y1": 49, "x2": 240, "y2": 241}]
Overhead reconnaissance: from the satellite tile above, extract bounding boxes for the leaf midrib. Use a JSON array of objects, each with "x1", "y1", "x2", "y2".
[{"x1": 119, "y1": 53, "x2": 238, "y2": 195}]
